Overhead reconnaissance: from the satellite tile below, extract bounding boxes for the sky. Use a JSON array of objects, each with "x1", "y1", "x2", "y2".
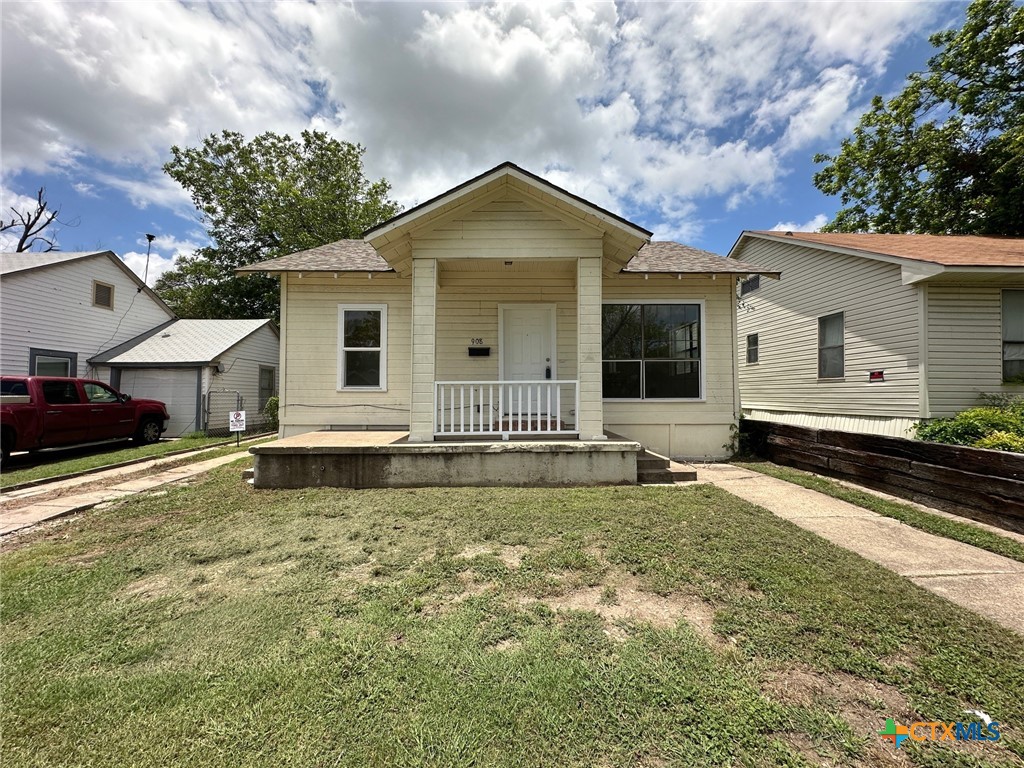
[{"x1": 1, "y1": 1, "x2": 963, "y2": 285}]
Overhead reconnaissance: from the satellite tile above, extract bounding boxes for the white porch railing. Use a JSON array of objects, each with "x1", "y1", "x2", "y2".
[{"x1": 435, "y1": 380, "x2": 579, "y2": 437}]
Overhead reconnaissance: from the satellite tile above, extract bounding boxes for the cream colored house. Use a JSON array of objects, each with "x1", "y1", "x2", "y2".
[
  {"x1": 241, "y1": 163, "x2": 775, "y2": 461},
  {"x1": 729, "y1": 231, "x2": 1024, "y2": 437}
]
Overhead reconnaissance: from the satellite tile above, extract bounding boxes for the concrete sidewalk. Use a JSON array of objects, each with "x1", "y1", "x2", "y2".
[
  {"x1": 697, "y1": 463, "x2": 1024, "y2": 635},
  {"x1": 0, "y1": 451, "x2": 252, "y2": 537}
]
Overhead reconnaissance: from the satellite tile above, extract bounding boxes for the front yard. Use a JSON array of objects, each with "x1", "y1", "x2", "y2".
[{"x1": 2, "y1": 464, "x2": 1022, "y2": 767}]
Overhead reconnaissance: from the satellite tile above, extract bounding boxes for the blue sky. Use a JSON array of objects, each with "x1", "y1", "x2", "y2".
[{"x1": 2, "y1": 1, "x2": 961, "y2": 284}]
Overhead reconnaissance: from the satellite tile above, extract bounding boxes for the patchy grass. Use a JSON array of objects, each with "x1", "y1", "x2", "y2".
[
  {"x1": 735, "y1": 461, "x2": 1024, "y2": 565},
  {"x1": 2, "y1": 469, "x2": 1022, "y2": 767},
  {"x1": 1, "y1": 435, "x2": 234, "y2": 490}
]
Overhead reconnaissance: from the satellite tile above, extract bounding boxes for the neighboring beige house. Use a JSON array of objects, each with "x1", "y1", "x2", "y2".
[
  {"x1": 90, "y1": 319, "x2": 279, "y2": 437},
  {"x1": 240, "y1": 163, "x2": 775, "y2": 460},
  {"x1": 0, "y1": 250, "x2": 174, "y2": 381},
  {"x1": 728, "y1": 231, "x2": 1024, "y2": 437}
]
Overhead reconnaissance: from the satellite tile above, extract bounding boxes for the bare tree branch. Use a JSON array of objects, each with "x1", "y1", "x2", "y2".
[{"x1": 1, "y1": 187, "x2": 77, "y2": 251}]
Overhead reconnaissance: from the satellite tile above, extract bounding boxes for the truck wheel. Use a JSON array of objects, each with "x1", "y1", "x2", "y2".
[{"x1": 135, "y1": 418, "x2": 162, "y2": 445}]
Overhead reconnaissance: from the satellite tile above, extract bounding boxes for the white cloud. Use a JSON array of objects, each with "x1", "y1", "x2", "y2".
[
  {"x1": 120, "y1": 233, "x2": 201, "y2": 286},
  {"x1": 771, "y1": 214, "x2": 829, "y2": 233},
  {"x1": 1, "y1": 0, "x2": 948, "y2": 242}
]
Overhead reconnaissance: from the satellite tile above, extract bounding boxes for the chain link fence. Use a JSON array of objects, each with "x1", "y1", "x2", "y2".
[{"x1": 204, "y1": 389, "x2": 273, "y2": 437}]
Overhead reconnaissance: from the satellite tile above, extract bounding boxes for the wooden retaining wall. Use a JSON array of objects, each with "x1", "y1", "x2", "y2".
[{"x1": 741, "y1": 421, "x2": 1024, "y2": 534}]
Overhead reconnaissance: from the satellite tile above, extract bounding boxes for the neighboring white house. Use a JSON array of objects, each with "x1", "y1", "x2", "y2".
[
  {"x1": 239, "y1": 163, "x2": 776, "y2": 460},
  {"x1": 90, "y1": 319, "x2": 279, "y2": 437},
  {"x1": 0, "y1": 250, "x2": 174, "y2": 381},
  {"x1": 728, "y1": 231, "x2": 1024, "y2": 437}
]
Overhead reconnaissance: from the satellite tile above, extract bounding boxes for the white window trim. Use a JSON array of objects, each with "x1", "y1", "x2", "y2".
[
  {"x1": 817, "y1": 311, "x2": 845, "y2": 380},
  {"x1": 337, "y1": 304, "x2": 388, "y2": 392},
  {"x1": 746, "y1": 333, "x2": 759, "y2": 365},
  {"x1": 600, "y1": 298, "x2": 706, "y2": 402}
]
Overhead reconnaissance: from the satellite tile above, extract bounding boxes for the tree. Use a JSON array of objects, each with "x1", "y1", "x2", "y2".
[
  {"x1": 813, "y1": 0, "x2": 1024, "y2": 235},
  {"x1": 1, "y1": 187, "x2": 72, "y2": 251},
  {"x1": 156, "y1": 130, "x2": 401, "y2": 320}
]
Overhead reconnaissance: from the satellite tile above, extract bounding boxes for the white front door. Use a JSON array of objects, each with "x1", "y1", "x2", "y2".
[{"x1": 501, "y1": 305, "x2": 555, "y2": 381}]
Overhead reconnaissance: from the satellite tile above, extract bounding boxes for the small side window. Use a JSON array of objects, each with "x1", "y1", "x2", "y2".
[
  {"x1": 818, "y1": 312, "x2": 845, "y2": 379},
  {"x1": 746, "y1": 333, "x2": 759, "y2": 364}
]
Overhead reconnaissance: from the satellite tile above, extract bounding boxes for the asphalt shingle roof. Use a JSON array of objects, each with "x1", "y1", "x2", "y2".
[
  {"x1": 750, "y1": 232, "x2": 1024, "y2": 267},
  {"x1": 0, "y1": 251, "x2": 110, "y2": 275},
  {"x1": 92, "y1": 319, "x2": 273, "y2": 365},
  {"x1": 237, "y1": 241, "x2": 390, "y2": 273},
  {"x1": 625, "y1": 241, "x2": 777, "y2": 274}
]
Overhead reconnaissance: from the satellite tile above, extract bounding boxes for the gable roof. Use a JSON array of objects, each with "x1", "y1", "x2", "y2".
[
  {"x1": 735, "y1": 231, "x2": 1024, "y2": 267},
  {"x1": 364, "y1": 161, "x2": 653, "y2": 241},
  {"x1": 237, "y1": 240, "x2": 389, "y2": 274},
  {"x1": 90, "y1": 318, "x2": 277, "y2": 367},
  {"x1": 625, "y1": 241, "x2": 779, "y2": 276},
  {"x1": 0, "y1": 250, "x2": 175, "y2": 317}
]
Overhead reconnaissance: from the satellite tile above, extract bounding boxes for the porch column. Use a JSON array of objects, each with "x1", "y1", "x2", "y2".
[
  {"x1": 577, "y1": 256, "x2": 606, "y2": 440},
  {"x1": 409, "y1": 258, "x2": 437, "y2": 442}
]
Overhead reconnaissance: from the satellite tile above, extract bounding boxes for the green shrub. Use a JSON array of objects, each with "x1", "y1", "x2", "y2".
[
  {"x1": 915, "y1": 395, "x2": 1024, "y2": 451},
  {"x1": 973, "y1": 431, "x2": 1024, "y2": 453},
  {"x1": 262, "y1": 396, "x2": 279, "y2": 432}
]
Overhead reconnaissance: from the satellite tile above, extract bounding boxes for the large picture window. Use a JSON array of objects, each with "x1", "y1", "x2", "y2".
[
  {"x1": 338, "y1": 305, "x2": 387, "y2": 390},
  {"x1": 602, "y1": 303, "x2": 702, "y2": 399},
  {"x1": 1004, "y1": 290, "x2": 1024, "y2": 383},
  {"x1": 818, "y1": 312, "x2": 845, "y2": 379}
]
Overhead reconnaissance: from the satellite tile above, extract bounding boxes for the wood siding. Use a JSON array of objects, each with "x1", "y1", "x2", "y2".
[
  {"x1": 0, "y1": 255, "x2": 173, "y2": 381},
  {"x1": 602, "y1": 273, "x2": 738, "y2": 459},
  {"x1": 926, "y1": 283, "x2": 1024, "y2": 416},
  {"x1": 280, "y1": 272, "x2": 412, "y2": 435},
  {"x1": 734, "y1": 239, "x2": 922, "y2": 436}
]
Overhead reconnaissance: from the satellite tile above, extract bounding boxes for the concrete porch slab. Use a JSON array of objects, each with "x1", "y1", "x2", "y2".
[{"x1": 249, "y1": 431, "x2": 642, "y2": 488}]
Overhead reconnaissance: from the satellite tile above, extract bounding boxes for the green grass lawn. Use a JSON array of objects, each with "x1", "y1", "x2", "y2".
[
  {"x1": 735, "y1": 461, "x2": 1024, "y2": 565},
  {"x1": 3, "y1": 465, "x2": 1022, "y2": 767},
  {"x1": 1, "y1": 434, "x2": 246, "y2": 490}
]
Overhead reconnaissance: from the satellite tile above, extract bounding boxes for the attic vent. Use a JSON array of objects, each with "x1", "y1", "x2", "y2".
[
  {"x1": 739, "y1": 275, "x2": 760, "y2": 296},
  {"x1": 93, "y1": 280, "x2": 114, "y2": 309}
]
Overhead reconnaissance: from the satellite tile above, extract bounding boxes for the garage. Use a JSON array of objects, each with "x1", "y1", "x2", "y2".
[{"x1": 117, "y1": 367, "x2": 200, "y2": 437}]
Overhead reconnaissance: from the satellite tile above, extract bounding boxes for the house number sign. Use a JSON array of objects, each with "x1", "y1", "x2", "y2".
[{"x1": 470, "y1": 338, "x2": 485, "y2": 345}]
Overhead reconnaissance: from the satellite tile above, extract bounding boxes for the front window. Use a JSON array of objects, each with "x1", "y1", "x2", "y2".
[
  {"x1": 1004, "y1": 290, "x2": 1024, "y2": 383},
  {"x1": 602, "y1": 303, "x2": 702, "y2": 399},
  {"x1": 818, "y1": 312, "x2": 844, "y2": 379},
  {"x1": 30, "y1": 348, "x2": 77, "y2": 377},
  {"x1": 338, "y1": 305, "x2": 387, "y2": 390}
]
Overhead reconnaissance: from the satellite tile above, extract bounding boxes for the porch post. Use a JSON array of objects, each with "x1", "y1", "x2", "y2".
[
  {"x1": 577, "y1": 256, "x2": 606, "y2": 440},
  {"x1": 409, "y1": 257, "x2": 437, "y2": 442}
]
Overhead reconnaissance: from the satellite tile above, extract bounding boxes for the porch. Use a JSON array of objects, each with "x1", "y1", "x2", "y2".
[{"x1": 248, "y1": 430, "x2": 698, "y2": 489}]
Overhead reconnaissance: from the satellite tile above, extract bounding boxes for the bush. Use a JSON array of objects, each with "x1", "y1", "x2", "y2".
[
  {"x1": 973, "y1": 431, "x2": 1024, "y2": 453},
  {"x1": 262, "y1": 396, "x2": 279, "y2": 432},
  {"x1": 915, "y1": 395, "x2": 1024, "y2": 451}
]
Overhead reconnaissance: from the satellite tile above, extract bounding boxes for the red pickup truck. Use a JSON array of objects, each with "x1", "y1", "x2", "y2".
[{"x1": 1, "y1": 376, "x2": 170, "y2": 462}]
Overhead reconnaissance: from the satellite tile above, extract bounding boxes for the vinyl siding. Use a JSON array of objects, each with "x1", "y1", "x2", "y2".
[
  {"x1": 926, "y1": 283, "x2": 1024, "y2": 416},
  {"x1": 734, "y1": 239, "x2": 921, "y2": 434},
  {"x1": 0, "y1": 255, "x2": 173, "y2": 381},
  {"x1": 602, "y1": 274, "x2": 738, "y2": 460},
  {"x1": 280, "y1": 272, "x2": 411, "y2": 435},
  {"x1": 207, "y1": 324, "x2": 279, "y2": 431}
]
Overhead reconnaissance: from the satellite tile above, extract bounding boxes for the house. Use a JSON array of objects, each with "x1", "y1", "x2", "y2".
[
  {"x1": 0, "y1": 250, "x2": 174, "y2": 381},
  {"x1": 89, "y1": 319, "x2": 279, "y2": 437},
  {"x1": 728, "y1": 231, "x2": 1024, "y2": 437},
  {"x1": 238, "y1": 162, "x2": 775, "y2": 486}
]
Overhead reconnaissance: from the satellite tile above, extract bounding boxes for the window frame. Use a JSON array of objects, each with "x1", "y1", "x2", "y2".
[
  {"x1": 1002, "y1": 289, "x2": 1024, "y2": 383},
  {"x1": 817, "y1": 312, "x2": 845, "y2": 380},
  {"x1": 258, "y1": 365, "x2": 277, "y2": 409},
  {"x1": 601, "y1": 299, "x2": 706, "y2": 402},
  {"x1": 92, "y1": 280, "x2": 115, "y2": 310},
  {"x1": 337, "y1": 304, "x2": 388, "y2": 392},
  {"x1": 746, "y1": 333, "x2": 759, "y2": 364},
  {"x1": 30, "y1": 347, "x2": 77, "y2": 377}
]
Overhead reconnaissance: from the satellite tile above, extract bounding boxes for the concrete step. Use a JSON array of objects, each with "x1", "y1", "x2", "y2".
[
  {"x1": 241, "y1": 468, "x2": 254, "y2": 480},
  {"x1": 637, "y1": 456, "x2": 670, "y2": 471}
]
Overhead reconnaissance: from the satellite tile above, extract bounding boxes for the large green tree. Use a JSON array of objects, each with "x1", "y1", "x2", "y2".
[
  {"x1": 156, "y1": 130, "x2": 400, "y2": 320},
  {"x1": 813, "y1": 0, "x2": 1023, "y2": 235}
]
